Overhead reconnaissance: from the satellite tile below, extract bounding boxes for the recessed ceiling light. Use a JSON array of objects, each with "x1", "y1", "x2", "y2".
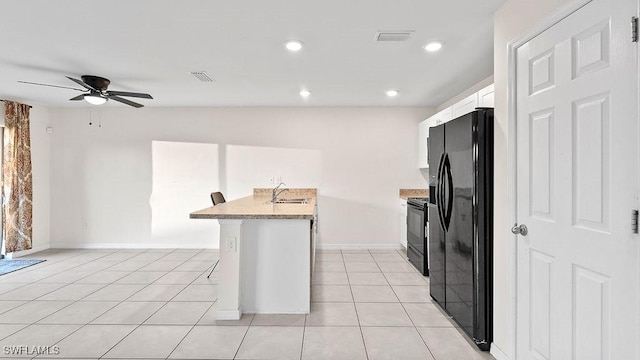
[
  {"x1": 285, "y1": 40, "x2": 304, "y2": 52},
  {"x1": 299, "y1": 89, "x2": 311, "y2": 98},
  {"x1": 386, "y1": 90, "x2": 399, "y2": 97},
  {"x1": 424, "y1": 41, "x2": 443, "y2": 52}
]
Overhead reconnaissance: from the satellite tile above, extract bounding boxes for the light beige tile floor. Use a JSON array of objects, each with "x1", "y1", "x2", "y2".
[
  {"x1": 347, "y1": 272, "x2": 388, "y2": 286},
  {"x1": 0, "y1": 248, "x2": 494, "y2": 360}
]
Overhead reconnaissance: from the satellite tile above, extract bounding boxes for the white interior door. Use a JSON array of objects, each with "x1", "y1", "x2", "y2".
[{"x1": 515, "y1": 0, "x2": 639, "y2": 359}]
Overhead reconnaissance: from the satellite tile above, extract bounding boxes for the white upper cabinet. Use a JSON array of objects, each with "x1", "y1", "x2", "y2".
[
  {"x1": 452, "y1": 93, "x2": 479, "y2": 118},
  {"x1": 478, "y1": 83, "x2": 495, "y2": 107},
  {"x1": 419, "y1": 108, "x2": 452, "y2": 169},
  {"x1": 431, "y1": 107, "x2": 452, "y2": 126},
  {"x1": 418, "y1": 83, "x2": 494, "y2": 169}
]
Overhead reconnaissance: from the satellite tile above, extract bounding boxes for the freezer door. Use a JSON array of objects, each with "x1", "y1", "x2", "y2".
[{"x1": 443, "y1": 112, "x2": 475, "y2": 337}]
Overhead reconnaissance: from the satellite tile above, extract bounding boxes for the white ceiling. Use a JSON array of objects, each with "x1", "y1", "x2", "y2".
[{"x1": 0, "y1": 0, "x2": 506, "y2": 108}]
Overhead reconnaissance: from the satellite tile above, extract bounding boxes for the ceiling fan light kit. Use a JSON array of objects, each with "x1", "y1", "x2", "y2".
[
  {"x1": 18, "y1": 75, "x2": 152, "y2": 108},
  {"x1": 84, "y1": 94, "x2": 107, "y2": 105}
]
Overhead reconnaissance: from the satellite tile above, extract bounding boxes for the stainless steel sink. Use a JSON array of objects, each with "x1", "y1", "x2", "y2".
[{"x1": 272, "y1": 198, "x2": 309, "y2": 204}]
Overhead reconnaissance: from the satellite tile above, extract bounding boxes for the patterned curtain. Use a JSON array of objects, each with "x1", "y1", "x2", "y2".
[{"x1": 3, "y1": 101, "x2": 33, "y2": 253}]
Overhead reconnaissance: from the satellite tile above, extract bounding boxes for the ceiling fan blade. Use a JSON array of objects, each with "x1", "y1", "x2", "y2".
[
  {"x1": 66, "y1": 76, "x2": 97, "y2": 91},
  {"x1": 18, "y1": 80, "x2": 84, "y2": 92},
  {"x1": 106, "y1": 91, "x2": 153, "y2": 99},
  {"x1": 108, "y1": 95, "x2": 144, "y2": 108},
  {"x1": 69, "y1": 94, "x2": 85, "y2": 101}
]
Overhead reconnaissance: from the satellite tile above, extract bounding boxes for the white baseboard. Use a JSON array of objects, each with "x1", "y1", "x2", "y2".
[
  {"x1": 317, "y1": 243, "x2": 403, "y2": 250},
  {"x1": 490, "y1": 343, "x2": 510, "y2": 360},
  {"x1": 215, "y1": 309, "x2": 242, "y2": 320},
  {"x1": 51, "y1": 242, "x2": 218, "y2": 250},
  {"x1": 47, "y1": 242, "x2": 402, "y2": 251},
  {"x1": 5, "y1": 243, "x2": 51, "y2": 259}
]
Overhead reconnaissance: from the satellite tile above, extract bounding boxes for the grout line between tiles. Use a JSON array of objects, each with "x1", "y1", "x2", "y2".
[
  {"x1": 164, "y1": 292, "x2": 216, "y2": 360},
  {"x1": 93, "y1": 274, "x2": 203, "y2": 358},
  {"x1": 0, "y1": 323, "x2": 28, "y2": 342},
  {"x1": 298, "y1": 319, "x2": 306, "y2": 360},
  {"x1": 42, "y1": 249, "x2": 212, "y2": 359},
  {"x1": 232, "y1": 311, "x2": 255, "y2": 360},
  {"x1": 350, "y1": 250, "x2": 370, "y2": 360},
  {"x1": 0, "y1": 248, "x2": 492, "y2": 360}
]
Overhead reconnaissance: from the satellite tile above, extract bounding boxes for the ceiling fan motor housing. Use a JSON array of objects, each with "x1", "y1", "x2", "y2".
[{"x1": 81, "y1": 75, "x2": 110, "y2": 91}]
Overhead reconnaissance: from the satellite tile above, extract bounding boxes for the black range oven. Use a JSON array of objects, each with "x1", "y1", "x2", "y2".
[{"x1": 407, "y1": 197, "x2": 428, "y2": 276}]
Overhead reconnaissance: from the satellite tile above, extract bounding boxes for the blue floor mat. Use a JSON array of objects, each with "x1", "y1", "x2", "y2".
[{"x1": 0, "y1": 259, "x2": 45, "y2": 276}]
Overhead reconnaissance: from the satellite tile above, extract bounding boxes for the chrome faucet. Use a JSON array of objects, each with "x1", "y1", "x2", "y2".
[{"x1": 271, "y1": 182, "x2": 288, "y2": 202}]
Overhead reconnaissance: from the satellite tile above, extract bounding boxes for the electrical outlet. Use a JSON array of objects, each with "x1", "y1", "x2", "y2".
[{"x1": 225, "y1": 237, "x2": 237, "y2": 252}]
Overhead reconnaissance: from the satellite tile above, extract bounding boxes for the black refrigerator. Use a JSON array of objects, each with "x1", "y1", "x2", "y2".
[{"x1": 428, "y1": 108, "x2": 493, "y2": 351}]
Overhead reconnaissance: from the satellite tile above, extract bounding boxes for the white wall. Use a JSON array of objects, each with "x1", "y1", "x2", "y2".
[
  {"x1": 30, "y1": 107, "x2": 52, "y2": 253},
  {"x1": 1, "y1": 105, "x2": 51, "y2": 256},
  {"x1": 49, "y1": 107, "x2": 432, "y2": 249},
  {"x1": 493, "y1": 0, "x2": 574, "y2": 357}
]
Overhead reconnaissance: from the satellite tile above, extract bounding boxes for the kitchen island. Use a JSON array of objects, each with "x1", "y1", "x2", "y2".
[{"x1": 190, "y1": 188, "x2": 317, "y2": 320}]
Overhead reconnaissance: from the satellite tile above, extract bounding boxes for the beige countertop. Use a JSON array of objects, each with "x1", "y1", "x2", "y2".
[
  {"x1": 399, "y1": 188, "x2": 429, "y2": 200},
  {"x1": 190, "y1": 189, "x2": 317, "y2": 220}
]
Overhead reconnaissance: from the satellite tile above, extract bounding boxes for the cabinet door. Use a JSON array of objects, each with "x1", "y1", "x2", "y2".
[
  {"x1": 399, "y1": 200, "x2": 407, "y2": 248},
  {"x1": 418, "y1": 120, "x2": 429, "y2": 168},
  {"x1": 420, "y1": 107, "x2": 453, "y2": 169},
  {"x1": 311, "y1": 205, "x2": 318, "y2": 275},
  {"x1": 437, "y1": 107, "x2": 453, "y2": 124},
  {"x1": 478, "y1": 83, "x2": 495, "y2": 107},
  {"x1": 452, "y1": 93, "x2": 479, "y2": 118},
  {"x1": 429, "y1": 107, "x2": 453, "y2": 126}
]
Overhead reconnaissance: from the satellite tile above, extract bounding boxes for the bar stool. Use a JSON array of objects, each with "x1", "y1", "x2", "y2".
[{"x1": 211, "y1": 192, "x2": 226, "y2": 206}]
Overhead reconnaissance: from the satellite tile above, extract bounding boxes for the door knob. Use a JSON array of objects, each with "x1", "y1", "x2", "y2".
[{"x1": 511, "y1": 224, "x2": 528, "y2": 236}]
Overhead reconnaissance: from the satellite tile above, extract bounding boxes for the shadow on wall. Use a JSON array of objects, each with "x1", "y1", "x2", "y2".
[
  {"x1": 149, "y1": 141, "x2": 322, "y2": 247},
  {"x1": 419, "y1": 168, "x2": 429, "y2": 183},
  {"x1": 149, "y1": 141, "x2": 221, "y2": 246}
]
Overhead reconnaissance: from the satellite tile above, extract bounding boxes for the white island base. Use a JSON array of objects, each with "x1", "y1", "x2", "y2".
[{"x1": 217, "y1": 219, "x2": 311, "y2": 320}]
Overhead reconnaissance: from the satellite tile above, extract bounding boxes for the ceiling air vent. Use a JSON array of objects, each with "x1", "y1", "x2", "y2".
[
  {"x1": 190, "y1": 71, "x2": 214, "y2": 82},
  {"x1": 375, "y1": 31, "x2": 414, "y2": 42}
]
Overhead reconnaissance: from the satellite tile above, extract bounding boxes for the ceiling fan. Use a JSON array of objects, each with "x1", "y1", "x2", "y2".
[{"x1": 18, "y1": 75, "x2": 153, "y2": 108}]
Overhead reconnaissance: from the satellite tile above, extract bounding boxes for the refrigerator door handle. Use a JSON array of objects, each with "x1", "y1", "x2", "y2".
[
  {"x1": 443, "y1": 153, "x2": 453, "y2": 230},
  {"x1": 436, "y1": 153, "x2": 447, "y2": 231}
]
